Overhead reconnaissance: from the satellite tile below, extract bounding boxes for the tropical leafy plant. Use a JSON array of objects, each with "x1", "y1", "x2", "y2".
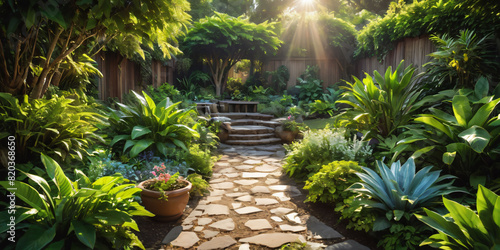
[
  {"x1": 108, "y1": 91, "x2": 199, "y2": 159},
  {"x1": 424, "y1": 29, "x2": 500, "y2": 89},
  {"x1": 337, "y1": 60, "x2": 423, "y2": 138},
  {"x1": 416, "y1": 185, "x2": 500, "y2": 249},
  {"x1": 405, "y1": 80, "x2": 500, "y2": 180},
  {"x1": 0, "y1": 92, "x2": 104, "y2": 164},
  {"x1": 0, "y1": 154, "x2": 153, "y2": 249},
  {"x1": 348, "y1": 158, "x2": 459, "y2": 231},
  {"x1": 308, "y1": 100, "x2": 336, "y2": 116}
]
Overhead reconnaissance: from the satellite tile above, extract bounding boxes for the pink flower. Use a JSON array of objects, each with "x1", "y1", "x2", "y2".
[
  {"x1": 288, "y1": 115, "x2": 292, "y2": 120},
  {"x1": 152, "y1": 171, "x2": 156, "y2": 176}
]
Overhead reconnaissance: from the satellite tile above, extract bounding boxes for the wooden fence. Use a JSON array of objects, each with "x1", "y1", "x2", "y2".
[
  {"x1": 95, "y1": 36, "x2": 435, "y2": 100},
  {"x1": 95, "y1": 52, "x2": 175, "y2": 100},
  {"x1": 353, "y1": 36, "x2": 436, "y2": 80},
  {"x1": 261, "y1": 35, "x2": 436, "y2": 89}
]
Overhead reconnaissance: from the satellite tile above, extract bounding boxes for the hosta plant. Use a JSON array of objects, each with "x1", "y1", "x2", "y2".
[
  {"x1": 348, "y1": 158, "x2": 459, "y2": 231},
  {"x1": 108, "y1": 91, "x2": 199, "y2": 159},
  {"x1": 0, "y1": 154, "x2": 153, "y2": 249},
  {"x1": 416, "y1": 185, "x2": 500, "y2": 249}
]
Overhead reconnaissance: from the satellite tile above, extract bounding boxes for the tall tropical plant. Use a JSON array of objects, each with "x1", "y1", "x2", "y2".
[
  {"x1": 0, "y1": 154, "x2": 153, "y2": 249},
  {"x1": 416, "y1": 185, "x2": 500, "y2": 249},
  {"x1": 108, "y1": 91, "x2": 199, "y2": 159},
  {"x1": 337, "y1": 60, "x2": 423, "y2": 138}
]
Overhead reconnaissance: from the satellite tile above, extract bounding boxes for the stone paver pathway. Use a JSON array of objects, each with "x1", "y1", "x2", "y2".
[{"x1": 162, "y1": 144, "x2": 370, "y2": 249}]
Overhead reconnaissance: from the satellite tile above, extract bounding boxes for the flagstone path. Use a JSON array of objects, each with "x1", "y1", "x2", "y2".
[{"x1": 162, "y1": 144, "x2": 371, "y2": 249}]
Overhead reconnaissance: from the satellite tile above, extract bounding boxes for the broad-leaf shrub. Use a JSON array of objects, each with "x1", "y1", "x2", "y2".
[
  {"x1": 283, "y1": 128, "x2": 372, "y2": 180},
  {"x1": 108, "y1": 91, "x2": 199, "y2": 159},
  {"x1": 295, "y1": 65, "x2": 324, "y2": 104},
  {"x1": 407, "y1": 84, "x2": 500, "y2": 180},
  {"x1": 337, "y1": 61, "x2": 423, "y2": 138},
  {"x1": 0, "y1": 92, "x2": 104, "y2": 164},
  {"x1": 416, "y1": 185, "x2": 500, "y2": 249},
  {"x1": 0, "y1": 155, "x2": 153, "y2": 249}
]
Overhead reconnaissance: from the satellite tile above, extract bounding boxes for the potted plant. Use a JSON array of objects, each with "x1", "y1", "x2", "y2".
[
  {"x1": 276, "y1": 116, "x2": 302, "y2": 143},
  {"x1": 138, "y1": 164, "x2": 192, "y2": 221}
]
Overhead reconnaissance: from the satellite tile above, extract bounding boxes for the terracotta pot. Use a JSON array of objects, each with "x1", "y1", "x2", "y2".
[
  {"x1": 138, "y1": 179, "x2": 192, "y2": 222},
  {"x1": 278, "y1": 129, "x2": 299, "y2": 144}
]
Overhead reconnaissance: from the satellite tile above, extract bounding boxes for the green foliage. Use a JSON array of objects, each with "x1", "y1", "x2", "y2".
[
  {"x1": 108, "y1": 91, "x2": 200, "y2": 159},
  {"x1": 348, "y1": 158, "x2": 459, "y2": 231},
  {"x1": 335, "y1": 194, "x2": 376, "y2": 232},
  {"x1": 424, "y1": 30, "x2": 500, "y2": 89},
  {"x1": 182, "y1": 12, "x2": 281, "y2": 96},
  {"x1": 407, "y1": 83, "x2": 500, "y2": 179},
  {"x1": 355, "y1": 0, "x2": 500, "y2": 59},
  {"x1": 337, "y1": 60, "x2": 423, "y2": 138},
  {"x1": 416, "y1": 185, "x2": 500, "y2": 249},
  {"x1": 147, "y1": 83, "x2": 184, "y2": 104},
  {"x1": 308, "y1": 100, "x2": 336, "y2": 116},
  {"x1": 283, "y1": 128, "x2": 372, "y2": 180},
  {"x1": 182, "y1": 144, "x2": 215, "y2": 176},
  {"x1": 57, "y1": 53, "x2": 103, "y2": 92},
  {"x1": 267, "y1": 65, "x2": 290, "y2": 93},
  {"x1": 0, "y1": 92, "x2": 104, "y2": 164},
  {"x1": 377, "y1": 223, "x2": 430, "y2": 250},
  {"x1": 295, "y1": 66, "x2": 324, "y2": 104},
  {"x1": 304, "y1": 161, "x2": 361, "y2": 203},
  {"x1": 258, "y1": 100, "x2": 287, "y2": 117},
  {"x1": 186, "y1": 173, "x2": 210, "y2": 197},
  {"x1": 0, "y1": 154, "x2": 153, "y2": 249}
]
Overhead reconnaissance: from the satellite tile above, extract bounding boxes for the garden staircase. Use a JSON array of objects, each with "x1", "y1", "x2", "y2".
[{"x1": 212, "y1": 113, "x2": 282, "y2": 145}]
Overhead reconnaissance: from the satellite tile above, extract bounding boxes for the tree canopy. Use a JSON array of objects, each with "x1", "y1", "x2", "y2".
[
  {"x1": 0, "y1": 0, "x2": 190, "y2": 98},
  {"x1": 182, "y1": 12, "x2": 282, "y2": 97}
]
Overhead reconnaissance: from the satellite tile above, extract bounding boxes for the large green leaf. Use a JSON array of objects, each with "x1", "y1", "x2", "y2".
[
  {"x1": 416, "y1": 208, "x2": 470, "y2": 248},
  {"x1": 452, "y1": 95, "x2": 472, "y2": 128},
  {"x1": 41, "y1": 154, "x2": 74, "y2": 197},
  {"x1": 15, "y1": 224, "x2": 56, "y2": 250},
  {"x1": 476, "y1": 185, "x2": 500, "y2": 239},
  {"x1": 129, "y1": 139, "x2": 154, "y2": 158},
  {"x1": 444, "y1": 197, "x2": 491, "y2": 244},
  {"x1": 415, "y1": 116, "x2": 453, "y2": 138},
  {"x1": 0, "y1": 181, "x2": 48, "y2": 214},
  {"x1": 131, "y1": 125, "x2": 152, "y2": 140},
  {"x1": 458, "y1": 126, "x2": 491, "y2": 153},
  {"x1": 468, "y1": 98, "x2": 500, "y2": 127},
  {"x1": 72, "y1": 220, "x2": 96, "y2": 249}
]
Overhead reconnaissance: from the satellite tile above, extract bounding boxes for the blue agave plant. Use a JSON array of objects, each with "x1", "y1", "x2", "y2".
[{"x1": 348, "y1": 158, "x2": 460, "y2": 230}]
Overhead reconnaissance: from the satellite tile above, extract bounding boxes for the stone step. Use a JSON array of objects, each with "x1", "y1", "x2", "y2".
[
  {"x1": 228, "y1": 133, "x2": 276, "y2": 140},
  {"x1": 228, "y1": 125, "x2": 275, "y2": 135},
  {"x1": 212, "y1": 113, "x2": 274, "y2": 121},
  {"x1": 229, "y1": 119, "x2": 281, "y2": 127},
  {"x1": 224, "y1": 138, "x2": 282, "y2": 145}
]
